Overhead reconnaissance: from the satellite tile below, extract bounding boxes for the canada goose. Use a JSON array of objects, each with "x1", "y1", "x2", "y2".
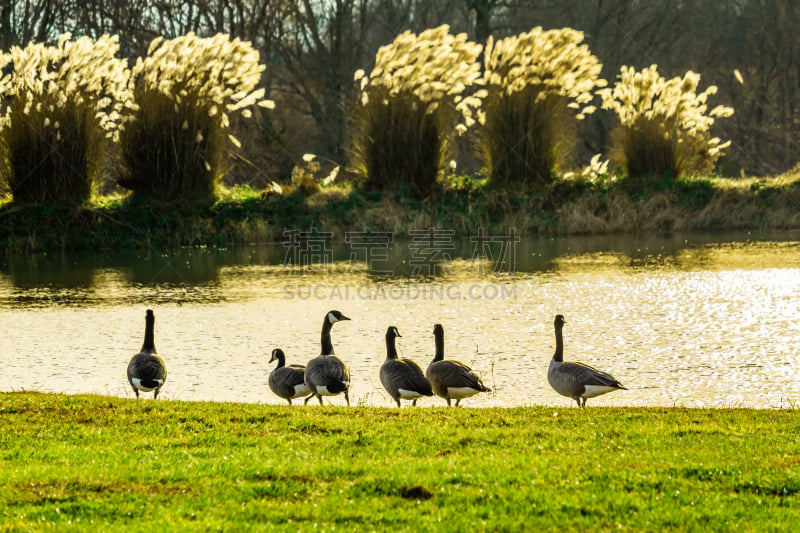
[
  {"x1": 268, "y1": 348, "x2": 312, "y2": 405},
  {"x1": 426, "y1": 324, "x2": 490, "y2": 406},
  {"x1": 304, "y1": 310, "x2": 351, "y2": 406},
  {"x1": 379, "y1": 326, "x2": 433, "y2": 407},
  {"x1": 547, "y1": 314, "x2": 626, "y2": 407},
  {"x1": 127, "y1": 309, "x2": 167, "y2": 399}
]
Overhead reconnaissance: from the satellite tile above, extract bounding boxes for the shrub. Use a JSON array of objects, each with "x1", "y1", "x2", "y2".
[
  {"x1": 479, "y1": 27, "x2": 605, "y2": 189},
  {"x1": 599, "y1": 65, "x2": 734, "y2": 179},
  {"x1": 349, "y1": 25, "x2": 483, "y2": 199},
  {"x1": 118, "y1": 33, "x2": 273, "y2": 204},
  {"x1": 0, "y1": 34, "x2": 129, "y2": 204}
]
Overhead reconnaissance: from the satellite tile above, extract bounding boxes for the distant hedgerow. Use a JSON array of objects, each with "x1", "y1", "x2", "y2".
[
  {"x1": 349, "y1": 25, "x2": 483, "y2": 199},
  {"x1": 480, "y1": 27, "x2": 605, "y2": 189},
  {"x1": 118, "y1": 33, "x2": 273, "y2": 204},
  {"x1": 0, "y1": 34, "x2": 129, "y2": 204},
  {"x1": 599, "y1": 65, "x2": 734, "y2": 179}
]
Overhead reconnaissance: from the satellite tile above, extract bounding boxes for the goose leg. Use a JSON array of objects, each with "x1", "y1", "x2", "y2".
[
  {"x1": 304, "y1": 396, "x2": 313, "y2": 405},
  {"x1": 446, "y1": 397, "x2": 451, "y2": 407},
  {"x1": 412, "y1": 399, "x2": 417, "y2": 407},
  {"x1": 344, "y1": 391, "x2": 350, "y2": 407}
]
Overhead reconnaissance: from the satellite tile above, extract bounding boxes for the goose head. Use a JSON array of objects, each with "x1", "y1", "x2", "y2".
[
  {"x1": 386, "y1": 326, "x2": 401, "y2": 341},
  {"x1": 433, "y1": 324, "x2": 443, "y2": 337},
  {"x1": 554, "y1": 314, "x2": 565, "y2": 329},
  {"x1": 326, "y1": 310, "x2": 351, "y2": 324},
  {"x1": 269, "y1": 348, "x2": 285, "y2": 364}
]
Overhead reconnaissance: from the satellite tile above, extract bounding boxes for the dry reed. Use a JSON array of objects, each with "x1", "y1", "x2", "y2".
[
  {"x1": 599, "y1": 65, "x2": 733, "y2": 179},
  {"x1": 349, "y1": 25, "x2": 483, "y2": 199},
  {"x1": 480, "y1": 27, "x2": 606, "y2": 189},
  {"x1": 0, "y1": 34, "x2": 129, "y2": 203},
  {"x1": 118, "y1": 32, "x2": 273, "y2": 203}
]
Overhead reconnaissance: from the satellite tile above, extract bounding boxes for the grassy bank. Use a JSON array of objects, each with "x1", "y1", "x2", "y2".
[
  {"x1": 2, "y1": 170, "x2": 800, "y2": 253},
  {"x1": 1, "y1": 392, "x2": 799, "y2": 531}
]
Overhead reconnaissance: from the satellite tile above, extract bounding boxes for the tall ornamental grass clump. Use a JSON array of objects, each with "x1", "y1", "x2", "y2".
[
  {"x1": 350, "y1": 25, "x2": 483, "y2": 199},
  {"x1": 480, "y1": 27, "x2": 605, "y2": 189},
  {"x1": 0, "y1": 34, "x2": 129, "y2": 204},
  {"x1": 118, "y1": 33, "x2": 273, "y2": 204},
  {"x1": 599, "y1": 65, "x2": 734, "y2": 179}
]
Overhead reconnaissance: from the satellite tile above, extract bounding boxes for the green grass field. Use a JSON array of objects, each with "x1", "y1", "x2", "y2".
[{"x1": 1, "y1": 392, "x2": 798, "y2": 531}]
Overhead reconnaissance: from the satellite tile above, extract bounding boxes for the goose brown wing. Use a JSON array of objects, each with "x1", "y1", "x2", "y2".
[
  {"x1": 563, "y1": 361, "x2": 625, "y2": 389},
  {"x1": 128, "y1": 353, "x2": 166, "y2": 383},
  {"x1": 382, "y1": 359, "x2": 433, "y2": 396},
  {"x1": 306, "y1": 356, "x2": 350, "y2": 393},
  {"x1": 270, "y1": 366, "x2": 306, "y2": 398},
  {"x1": 428, "y1": 360, "x2": 488, "y2": 391},
  {"x1": 399, "y1": 359, "x2": 433, "y2": 395}
]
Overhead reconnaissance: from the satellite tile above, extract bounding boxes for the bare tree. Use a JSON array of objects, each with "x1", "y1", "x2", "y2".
[
  {"x1": 0, "y1": 0, "x2": 73, "y2": 47},
  {"x1": 721, "y1": 0, "x2": 800, "y2": 176}
]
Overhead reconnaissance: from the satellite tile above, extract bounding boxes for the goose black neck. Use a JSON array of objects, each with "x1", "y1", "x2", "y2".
[
  {"x1": 321, "y1": 317, "x2": 334, "y2": 355},
  {"x1": 553, "y1": 323, "x2": 563, "y2": 362},
  {"x1": 433, "y1": 328, "x2": 444, "y2": 362},
  {"x1": 386, "y1": 331, "x2": 398, "y2": 360},
  {"x1": 142, "y1": 312, "x2": 156, "y2": 352},
  {"x1": 274, "y1": 351, "x2": 286, "y2": 367}
]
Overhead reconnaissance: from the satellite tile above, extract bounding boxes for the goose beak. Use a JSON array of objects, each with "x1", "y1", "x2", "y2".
[{"x1": 340, "y1": 314, "x2": 351, "y2": 321}]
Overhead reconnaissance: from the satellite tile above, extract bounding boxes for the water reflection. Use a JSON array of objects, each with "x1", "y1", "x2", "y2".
[
  {"x1": 115, "y1": 248, "x2": 222, "y2": 285},
  {"x1": 1, "y1": 231, "x2": 800, "y2": 408},
  {"x1": 3, "y1": 254, "x2": 99, "y2": 307}
]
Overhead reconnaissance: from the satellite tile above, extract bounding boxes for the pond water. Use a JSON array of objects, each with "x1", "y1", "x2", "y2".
[{"x1": 2, "y1": 231, "x2": 800, "y2": 408}]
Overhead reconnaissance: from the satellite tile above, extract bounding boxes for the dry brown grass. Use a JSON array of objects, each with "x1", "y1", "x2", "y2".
[
  {"x1": 555, "y1": 167, "x2": 800, "y2": 235},
  {"x1": 694, "y1": 168, "x2": 800, "y2": 229}
]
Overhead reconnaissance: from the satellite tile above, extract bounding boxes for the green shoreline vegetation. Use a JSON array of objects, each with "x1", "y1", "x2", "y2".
[
  {"x1": 3, "y1": 168, "x2": 800, "y2": 253},
  {"x1": 1, "y1": 392, "x2": 799, "y2": 531}
]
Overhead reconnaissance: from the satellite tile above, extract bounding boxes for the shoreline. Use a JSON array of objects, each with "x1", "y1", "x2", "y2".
[
  {"x1": 2, "y1": 171, "x2": 800, "y2": 253},
  {"x1": 0, "y1": 390, "x2": 793, "y2": 410}
]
